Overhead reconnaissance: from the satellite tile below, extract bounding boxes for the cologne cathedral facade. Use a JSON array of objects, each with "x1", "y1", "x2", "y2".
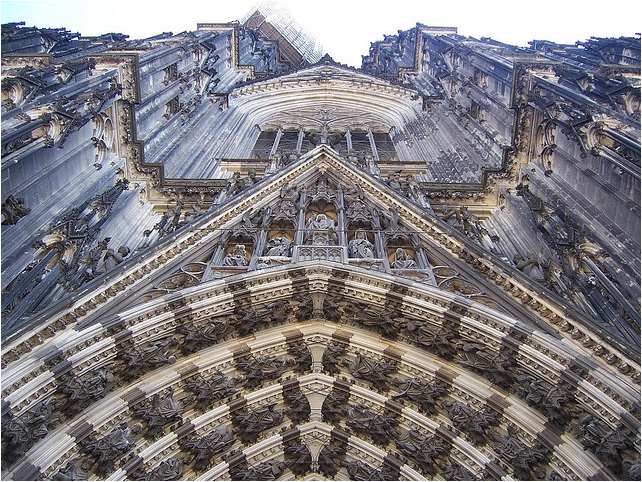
[{"x1": 1, "y1": 4, "x2": 640, "y2": 480}]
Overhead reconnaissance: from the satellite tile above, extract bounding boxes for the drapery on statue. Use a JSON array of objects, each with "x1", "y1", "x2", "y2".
[
  {"x1": 304, "y1": 213, "x2": 337, "y2": 245},
  {"x1": 265, "y1": 235, "x2": 291, "y2": 256},
  {"x1": 391, "y1": 247, "x2": 417, "y2": 268},
  {"x1": 348, "y1": 228, "x2": 374, "y2": 258},
  {"x1": 223, "y1": 244, "x2": 249, "y2": 266}
]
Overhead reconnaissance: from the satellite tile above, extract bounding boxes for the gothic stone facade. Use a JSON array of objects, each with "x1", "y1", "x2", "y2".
[{"x1": 1, "y1": 5, "x2": 640, "y2": 481}]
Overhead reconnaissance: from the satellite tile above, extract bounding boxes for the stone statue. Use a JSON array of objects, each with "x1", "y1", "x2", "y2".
[
  {"x1": 232, "y1": 403, "x2": 284, "y2": 443},
  {"x1": 348, "y1": 228, "x2": 375, "y2": 258},
  {"x1": 321, "y1": 342, "x2": 346, "y2": 375},
  {"x1": 391, "y1": 247, "x2": 417, "y2": 268},
  {"x1": 392, "y1": 377, "x2": 449, "y2": 414},
  {"x1": 305, "y1": 213, "x2": 337, "y2": 245},
  {"x1": 80, "y1": 423, "x2": 138, "y2": 475},
  {"x1": 52, "y1": 457, "x2": 93, "y2": 480},
  {"x1": 443, "y1": 401, "x2": 499, "y2": 445},
  {"x1": 405, "y1": 321, "x2": 456, "y2": 359},
  {"x1": 318, "y1": 441, "x2": 347, "y2": 477},
  {"x1": 284, "y1": 389, "x2": 311, "y2": 423},
  {"x1": 284, "y1": 439, "x2": 312, "y2": 476},
  {"x1": 396, "y1": 429, "x2": 448, "y2": 475},
  {"x1": 233, "y1": 460, "x2": 286, "y2": 481},
  {"x1": 132, "y1": 389, "x2": 181, "y2": 438},
  {"x1": 223, "y1": 244, "x2": 249, "y2": 266},
  {"x1": 181, "y1": 426, "x2": 235, "y2": 472},
  {"x1": 61, "y1": 368, "x2": 115, "y2": 411},
  {"x1": 236, "y1": 354, "x2": 291, "y2": 388},
  {"x1": 102, "y1": 245, "x2": 130, "y2": 270},
  {"x1": 184, "y1": 370, "x2": 241, "y2": 406},
  {"x1": 344, "y1": 354, "x2": 397, "y2": 391},
  {"x1": 346, "y1": 405, "x2": 399, "y2": 445},
  {"x1": 265, "y1": 235, "x2": 291, "y2": 256},
  {"x1": 322, "y1": 389, "x2": 349, "y2": 424}
]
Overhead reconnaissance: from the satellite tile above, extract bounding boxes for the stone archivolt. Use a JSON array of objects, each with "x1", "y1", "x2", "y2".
[{"x1": 1, "y1": 263, "x2": 639, "y2": 480}]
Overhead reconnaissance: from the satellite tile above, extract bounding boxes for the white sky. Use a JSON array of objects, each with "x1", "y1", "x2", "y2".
[{"x1": 1, "y1": 0, "x2": 640, "y2": 67}]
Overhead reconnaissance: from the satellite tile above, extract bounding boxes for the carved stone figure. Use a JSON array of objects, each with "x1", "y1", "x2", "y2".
[
  {"x1": 344, "y1": 302, "x2": 404, "y2": 338},
  {"x1": 236, "y1": 354, "x2": 291, "y2": 388},
  {"x1": 223, "y1": 244, "x2": 249, "y2": 266},
  {"x1": 458, "y1": 342, "x2": 513, "y2": 387},
  {"x1": 61, "y1": 367, "x2": 115, "y2": 411},
  {"x1": 184, "y1": 370, "x2": 241, "y2": 406},
  {"x1": 131, "y1": 457, "x2": 185, "y2": 481},
  {"x1": 232, "y1": 460, "x2": 286, "y2": 481},
  {"x1": 120, "y1": 336, "x2": 178, "y2": 379},
  {"x1": 318, "y1": 441, "x2": 347, "y2": 477},
  {"x1": 348, "y1": 228, "x2": 375, "y2": 258},
  {"x1": 322, "y1": 389, "x2": 349, "y2": 424},
  {"x1": 284, "y1": 389, "x2": 311, "y2": 423},
  {"x1": 342, "y1": 460, "x2": 399, "y2": 481},
  {"x1": 181, "y1": 426, "x2": 235, "y2": 472},
  {"x1": 321, "y1": 342, "x2": 347, "y2": 375},
  {"x1": 440, "y1": 458, "x2": 477, "y2": 481},
  {"x1": 52, "y1": 457, "x2": 93, "y2": 480},
  {"x1": 80, "y1": 423, "x2": 138, "y2": 475},
  {"x1": 392, "y1": 377, "x2": 449, "y2": 414},
  {"x1": 179, "y1": 316, "x2": 231, "y2": 353},
  {"x1": 577, "y1": 414, "x2": 632, "y2": 469},
  {"x1": 287, "y1": 341, "x2": 312, "y2": 372},
  {"x1": 396, "y1": 429, "x2": 449, "y2": 475},
  {"x1": 103, "y1": 245, "x2": 130, "y2": 270},
  {"x1": 391, "y1": 247, "x2": 417, "y2": 268},
  {"x1": 1, "y1": 195, "x2": 31, "y2": 225},
  {"x1": 2, "y1": 399, "x2": 56, "y2": 463},
  {"x1": 444, "y1": 401, "x2": 499, "y2": 444},
  {"x1": 305, "y1": 213, "x2": 337, "y2": 245},
  {"x1": 491, "y1": 427, "x2": 549, "y2": 479},
  {"x1": 132, "y1": 389, "x2": 181, "y2": 438},
  {"x1": 232, "y1": 403, "x2": 284, "y2": 443},
  {"x1": 265, "y1": 235, "x2": 291, "y2": 256},
  {"x1": 283, "y1": 439, "x2": 312, "y2": 476},
  {"x1": 516, "y1": 374, "x2": 572, "y2": 421},
  {"x1": 405, "y1": 321, "x2": 456, "y2": 359},
  {"x1": 343, "y1": 354, "x2": 397, "y2": 391},
  {"x1": 346, "y1": 405, "x2": 399, "y2": 445}
]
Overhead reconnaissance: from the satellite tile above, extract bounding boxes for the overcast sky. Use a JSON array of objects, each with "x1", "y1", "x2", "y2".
[{"x1": 1, "y1": 0, "x2": 640, "y2": 67}]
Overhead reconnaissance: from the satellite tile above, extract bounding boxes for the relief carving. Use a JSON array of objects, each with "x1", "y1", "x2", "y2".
[
  {"x1": 132, "y1": 389, "x2": 182, "y2": 439},
  {"x1": 236, "y1": 354, "x2": 292, "y2": 388},
  {"x1": 119, "y1": 336, "x2": 178, "y2": 380},
  {"x1": 287, "y1": 341, "x2": 312, "y2": 373},
  {"x1": 232, "y1": 403, "x2": 284, "y2": 444},
  {"x1": 230, "y1": 460, "x2": 286, "y2": 481},
  {"x1": 322, "y1": 389, "x2": 349, "y2": 424},
  {"x1": 346, "y1": 405, "x2": 399, "y2": 446},
  {"x1": 283, "y1": 438, "x2": 312, "y2": 476},
  {"x1": 405, "y1": 320, "x2": 456, "y2": 359},
  {"x1": 396, "y1": 429, "x2": 449, "y2": 475},
  {"x1": 1, "y1": 399, "x2": 56, "y2": 464},
  {"x1": 284, "y1": 388, "x2": 311, "y2": 424},
  {"x1": 178, "y1": 315, "x2": 232, "y2": 354},
  {"x1": 180, "y1": 426, "x2": 235, "y2": 472},
  {"x1": 51, "y1": 457, "x2": 93, "y2": 480},
  {"x1": 392, "y1": 377, "x2": 449, "y2": 414},
  {"x1": 1, "y1": 195, "x2": 31, "y2": 225},
  {"x1": 318, "y1": 440, "x2": 347, "y2": 477},
  {"x1": 491, "y1": 427, "x2": 549, "y2": 479},
  {"x1": 184, "y1": 370, "x2": 242, "y2": 407},
  {"x1": 458, "y1": 342, "x2": 514, "y2": 387},
  {"x1": 60, "y1": 367, "x2": 115, "y2": 412},
  {"x1": 443, "y1": 401, "x2": 499, "y2": 445},
  {"x1": 79, "y1": 423, "x2": 138, "y2": 476},
  {"x1": 343, "y1": 353, "x2": 397, "y2": 391},
  {"x1": 321, "y1": 342, "x2": 347, "y2": 375},
  {"x1": 341, "y1": 460, "x2": 400, "y2": 481}
]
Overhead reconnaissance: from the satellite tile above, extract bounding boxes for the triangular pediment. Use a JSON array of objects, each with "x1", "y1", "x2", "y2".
[{"x1": 4, "y1": 145, "x2": 626, "y2": 355}]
